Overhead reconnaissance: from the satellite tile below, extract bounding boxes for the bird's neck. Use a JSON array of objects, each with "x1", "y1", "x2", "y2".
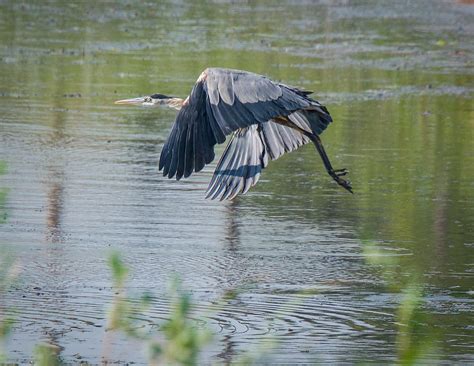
[{"x1": 166, "y1": 98, "x2": 185, "y2": 110}]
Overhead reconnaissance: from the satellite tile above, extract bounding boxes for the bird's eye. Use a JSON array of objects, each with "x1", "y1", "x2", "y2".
[{"x1": 144, "y1": 97, "x2": 152, "y2": 103}]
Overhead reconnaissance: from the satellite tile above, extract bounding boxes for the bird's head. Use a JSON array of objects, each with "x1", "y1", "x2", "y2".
[{"x1": 114, "y1": 93, "x2": 184, "y2": 110}]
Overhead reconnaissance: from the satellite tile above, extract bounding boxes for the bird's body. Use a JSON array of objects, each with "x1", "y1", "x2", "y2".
[{"x1": 115, "y1": 68, "x2": 352, "y2": 200}]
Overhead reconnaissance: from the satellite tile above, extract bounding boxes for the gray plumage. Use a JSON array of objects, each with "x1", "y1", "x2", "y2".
[
  {"x1": 157, "y1": 68, "x2": 349, "y2": 200},
  {"x1": 206, "y1": 118, "x2": 312, "y2": 200}
]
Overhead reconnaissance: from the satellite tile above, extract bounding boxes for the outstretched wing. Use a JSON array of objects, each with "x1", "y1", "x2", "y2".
[
  {"x1": 206, "y1": 110, "x2": 321, "y2": 200},
  {"x1": 205, "y1": 125, "x2": 267, "y2": 201},
  {"x1": 159, "y1": 68, "x2": 328, "y2": 180}
]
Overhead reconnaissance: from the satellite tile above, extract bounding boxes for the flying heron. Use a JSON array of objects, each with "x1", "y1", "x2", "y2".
[{"x1": 115, "y1": 68, "x2": 352, "y2": 200}]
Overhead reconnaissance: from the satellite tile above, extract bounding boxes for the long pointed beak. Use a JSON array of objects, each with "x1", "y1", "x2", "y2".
[{"x1": 114, "y1": 97, "x2": 145, "y2": 105}]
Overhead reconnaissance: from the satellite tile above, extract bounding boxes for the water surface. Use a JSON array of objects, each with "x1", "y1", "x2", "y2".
[{"x1": 0, "y1": 0, "x2": 473, "y2": 364}]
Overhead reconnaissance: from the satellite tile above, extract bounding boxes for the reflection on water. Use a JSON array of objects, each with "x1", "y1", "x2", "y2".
[
  {"x1": 44, "y1": 103, "x2": 67, "y2": 244},
  {"x1": 0, "y1": 0, "x2": 473, "y2": 364}
]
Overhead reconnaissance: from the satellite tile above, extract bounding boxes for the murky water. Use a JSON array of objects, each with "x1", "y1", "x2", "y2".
[{"x1": 1, "y1": 0, "x2": 473, "y2": 364}]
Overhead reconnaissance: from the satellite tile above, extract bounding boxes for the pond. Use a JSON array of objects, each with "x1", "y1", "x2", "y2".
[{"x1": 0, "y1": 0, "x2": 473, "y2": 364}]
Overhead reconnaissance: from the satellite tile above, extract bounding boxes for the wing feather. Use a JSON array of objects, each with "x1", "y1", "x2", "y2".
[
  {"x1": 206, "y1": 125, "x2": 265, "y2": 201},
  {"x1": 216, "y1": 71, "x2": 235, "y2": 105},
  {"x1": 288, "y1": 108, "x2": 332, "y2": 135},
  {"x1": 207, "y1": 132, "x2": 250, "y2": 200},
  {"x1": 260, "y1": 114, "x2": 311, "y2": 160},
  {"x1": 159, "y1": 68, "x2": 331, "y2": 182},
  {"x1": 206, "y1": 114, "x2": 317, "y2": 200}
]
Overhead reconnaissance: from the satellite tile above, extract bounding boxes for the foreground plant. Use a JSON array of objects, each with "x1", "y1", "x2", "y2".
[
  {"x1": 34, "y1": 343, "x2": 61, "y2": 366},
  {"x1": 363, "y1": 240, "x2": 439, "y2": 365},
  {"x1": 0, "y1": 255, "x2": 19, "y2": 363},
  {"x1": 0, "y1": 312, "x2": 14, "y2": 364},
  {"x1": 105, "y1": 252, "x2": 212, "y2": 365}
]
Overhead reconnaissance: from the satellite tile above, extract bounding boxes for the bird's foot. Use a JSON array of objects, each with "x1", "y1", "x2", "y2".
[{"x1": 330, "y1": 169, "x2": 353, "y2": 193}]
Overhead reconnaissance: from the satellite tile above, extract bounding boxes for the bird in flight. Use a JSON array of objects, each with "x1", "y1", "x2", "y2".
[{"x1": 115, "y1": 68, "x2": 352, "y2": 200}]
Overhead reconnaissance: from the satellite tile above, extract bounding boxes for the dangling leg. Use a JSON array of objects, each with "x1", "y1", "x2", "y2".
[
  {"x1": 273, "y1": 116, "x2": 353, "y2": 193},
  {"x1": 307, "y1": 133, "x2": 353, "y2": 193}
]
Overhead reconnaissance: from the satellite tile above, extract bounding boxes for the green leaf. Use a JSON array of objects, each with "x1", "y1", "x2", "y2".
[{"x1": 108, "y1": 252, "x2": 128, "y2": 286}]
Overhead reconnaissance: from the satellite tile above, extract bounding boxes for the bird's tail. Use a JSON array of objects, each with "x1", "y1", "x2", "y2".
[{"x1": 298, "y1": 104, "x2": 333, "y2": 135}]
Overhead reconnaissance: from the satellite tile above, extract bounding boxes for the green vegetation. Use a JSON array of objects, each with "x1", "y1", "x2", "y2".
[
  {"x1": 395, "y1": 285, "x2": 435, "y2": 365},
  {"x1": 0, "y1": 312, "x2": 14, "y2": 364},
  {"x1": 0, "y1": 252, "x2": 443, "y2": 365},
  {"x1": 0, "y1": 159, "x2": 12, "y2": 360},
  {"x1": 0, "y1": 256, "x2": 17, "y2": 364},
  {"x1": 0, "y1": 1, "x2": 471, "y2": 364},
  {"x1": 106, "y1": 254, "x2": 305, "y2": 365},
  {"x1": 34, "y1": 343, "x2": 61, "y2": 366},
  {"x1": 363, "y1": 240, "x2": 439, "y2": 365},
  {"x1": 0, "y1": 161, "x2": 6, "y2": 175},
  {"x1": 105, "y1": 252, "x2": 212, "y2": 365},
  {"x1": 0, "y1": 161, "x2": 7, "y2": 224}
]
